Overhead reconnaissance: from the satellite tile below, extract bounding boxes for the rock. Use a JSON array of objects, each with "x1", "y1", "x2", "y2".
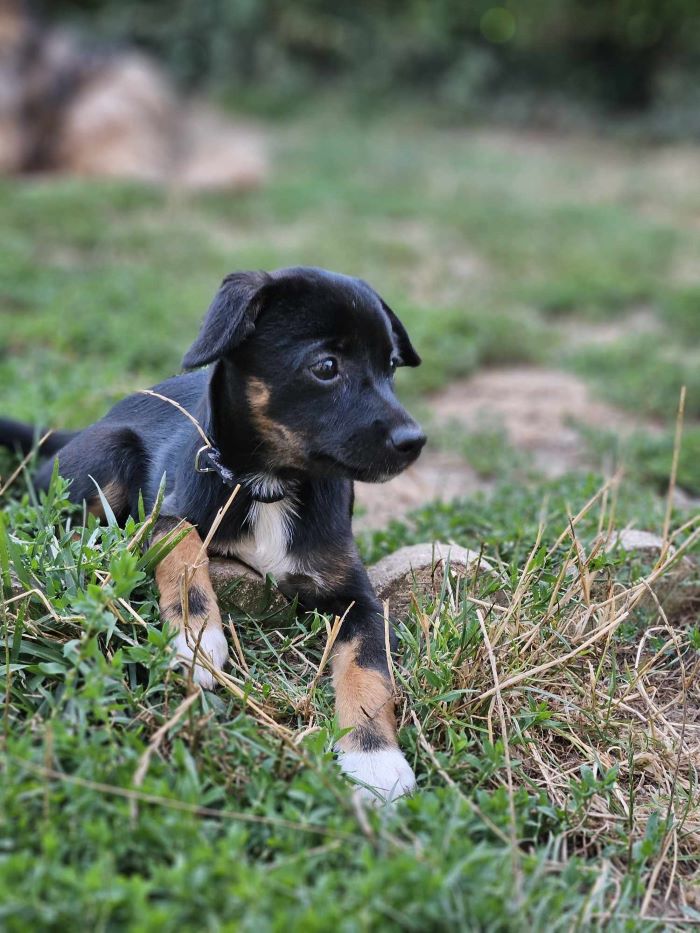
[
  {"x1": 0, "y1": 2, "x2": 269, "y2": 190},
  {"x1": 367, "y1": 542, "x2": 492, "y2": 617},
  {"x1": 58, "y1": 57, "x2": 269, "y2": 189},
  {"x1": 606, "y1": 528, "x2": 698, "y2": 616},
  {"x1": 175, "y1": 107, "x2": 268, "y2": 191},
  {"x1": 208, "y1": 558, "x2": 286, "y2": 614},
  {"x1": 610, "y1": 529, "x2": 672, "y2": 554},
  {"x1": 58, "y1": 53, "x2": 178, "y2": 183},
  {"x1": 205, "y1": 542, "x2": 493, "y2": 619}
]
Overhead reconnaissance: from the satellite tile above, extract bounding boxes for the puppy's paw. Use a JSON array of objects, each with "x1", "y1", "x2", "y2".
[
  {"x1": 172, "y1": 626, "x2": 229, "y2": 689},
  {"x1": 337, "y1": 748, "x2": 416, "y2": 804}
]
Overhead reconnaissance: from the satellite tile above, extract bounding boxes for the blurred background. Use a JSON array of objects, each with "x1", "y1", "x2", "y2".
[{"x1": 1, "y1": 0, "x2": 699, "y2": 530}]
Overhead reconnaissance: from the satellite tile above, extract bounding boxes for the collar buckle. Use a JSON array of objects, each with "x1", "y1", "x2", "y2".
[
  {"x1": 194, "y1": 444, "x2": 217, "y2": 474},
  {"x1": 195, "y1": 444, "x2": 283, "y2": 500}
]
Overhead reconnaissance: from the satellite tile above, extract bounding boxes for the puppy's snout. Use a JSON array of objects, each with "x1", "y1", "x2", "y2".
[{"x1": 389, "y1": 424, "x2": 426, "y2": 458}]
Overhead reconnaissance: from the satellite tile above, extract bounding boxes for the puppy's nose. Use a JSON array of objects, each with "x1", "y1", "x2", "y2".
[{"x1": 389, "y1": 424, "x2": 426, "y2": 457}]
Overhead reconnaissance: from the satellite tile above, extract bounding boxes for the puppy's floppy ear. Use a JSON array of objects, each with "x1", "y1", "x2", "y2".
[
  {"x1": 182, "y1": 271, "x2": 272, "y2": 369},
  {"x1": 380, "y1": 300, "x2": 421, "y2": 367}
]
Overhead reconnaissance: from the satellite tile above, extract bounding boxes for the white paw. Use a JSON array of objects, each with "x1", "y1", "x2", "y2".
[
  {"x1": 172, "y1": 627, "x2": 229, "y2": 689},
  {"x1": 337, "y1": 748, "x2": 416, "y2": 803}
]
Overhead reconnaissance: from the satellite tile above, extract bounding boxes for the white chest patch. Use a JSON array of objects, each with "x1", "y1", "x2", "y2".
[{"x1": 229, "y1": 496, "x2": 299, "y2": 579}]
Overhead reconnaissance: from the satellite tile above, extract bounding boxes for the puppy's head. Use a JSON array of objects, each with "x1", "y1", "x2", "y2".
[{"x1": 183, "y1": 267, "x2": 426, "y2": 482}]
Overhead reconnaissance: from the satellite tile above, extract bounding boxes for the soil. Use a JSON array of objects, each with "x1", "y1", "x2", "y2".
[
  {"x1": 354, "y1": 365, "x2": 646, "y2": 530},
  {"x1": 353, "y1": 449, "x2": 486, "y2": 531}
]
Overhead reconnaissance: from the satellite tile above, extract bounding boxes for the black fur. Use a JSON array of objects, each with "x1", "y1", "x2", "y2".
[
  {"x1": 182, "y1": 271, "x2": 271, "y2": 368},
  {"x1": 0, "y1": 266, "x2": 426, "y2": 712},
  {"x1": 185, "y1": 585, "x2": 210, "y2": 617}
]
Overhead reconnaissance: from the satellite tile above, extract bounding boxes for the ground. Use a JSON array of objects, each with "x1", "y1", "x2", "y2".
[{"x1": 0, "y1": 110, "x2": 699, "y2": 929}]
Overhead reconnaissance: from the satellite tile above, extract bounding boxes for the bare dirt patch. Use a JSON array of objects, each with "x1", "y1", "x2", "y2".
[
  {"x1": 429, "y1": 366, "x2": 642, "y2": 477},
  {"x1": 353, "y1": 449, "x2": 485, "y2": 532},
  {"x1": 557, "y1": 306, "x2": 661, "y2": 347},
  {"x1": 353, "y1": 366, "x2": 649, "y2": 530}
]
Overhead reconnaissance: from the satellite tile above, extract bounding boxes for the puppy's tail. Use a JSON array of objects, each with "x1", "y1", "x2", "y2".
[{"x1": 0, "y1": 417, "x2": 78, "y2": 457}]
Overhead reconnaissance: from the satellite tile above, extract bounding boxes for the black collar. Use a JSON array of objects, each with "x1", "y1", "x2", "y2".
[{"x1": 194, "y1": 445, "x2": 286, "y2": 503}]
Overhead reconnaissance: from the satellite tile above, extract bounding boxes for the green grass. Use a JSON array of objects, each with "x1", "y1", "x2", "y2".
[
  {"x1": 1, "y1": 108, "x2": 699, "y2": 928},
  {"x1": 2, "y1": 112, "x2": 699, "y2": 423},
  {"x1": 2, "y1": 468, "x2": 698, "y2": 929}
]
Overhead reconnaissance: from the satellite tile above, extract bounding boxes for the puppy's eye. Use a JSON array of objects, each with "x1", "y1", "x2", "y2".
[
  {"x1": 389, "y1": 357, "x2": 399, "y2": 375},
  {"x1": 310, "y1": 357, "x2": 339, "y2": 382}
]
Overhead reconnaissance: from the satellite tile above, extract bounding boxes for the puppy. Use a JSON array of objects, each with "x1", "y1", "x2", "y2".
[{"x1": 0, "y1": 267, "x2": 426, "y2": 801}]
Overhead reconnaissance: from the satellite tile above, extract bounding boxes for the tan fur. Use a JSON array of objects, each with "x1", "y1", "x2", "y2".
[
  {"x1": 247, "y1": 376, "x2": 271, "y2": 412},
  {"x1": 332, "y1": 638, "x2": 397, "y2": 752},
  {"x1": 246, "y1": 376, "x2": 304, "y2": 464},
  {"x1": 87, "y1": 479, "x2": 128, "y2": 518},
  {"x1": 154, "y1": 522, "x2": 221, "y2": 642}
]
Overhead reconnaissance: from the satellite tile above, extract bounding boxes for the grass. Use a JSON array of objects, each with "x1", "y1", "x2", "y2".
[
  {"x1": 1, "y1": 106, "x2": 699, "y2": 928},
  {"x1": 2, "y1": 467, "x2": 698, "y2": 929},
  {"x1": 2, "y1": 113, "x2": 699, "y2": 422}
]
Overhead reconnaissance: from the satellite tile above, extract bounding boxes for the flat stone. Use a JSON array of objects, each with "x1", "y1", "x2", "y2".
[
  {"x1": 206, "y1": 543, "x2": 492, "y2": 619},
  {"x1": 7, "y1": 532, "x2": 691, "y2": 623},
  {"x1": 609, "y1": 529, "x2": 671, "y2": 553},
  {"x1": 367, "y1": 542, "x2": 492, "y2": 617},
  {"x1": 605, "y1": 529, "x2": 698, "y2": 616},
  {"x1": 208, "y1": 558, "x2": 286, "y2": 614}
]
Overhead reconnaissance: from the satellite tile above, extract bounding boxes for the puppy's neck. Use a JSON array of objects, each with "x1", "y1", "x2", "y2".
[{"x1": 204, "y1": 360, "x2": 300, "y2": 498}]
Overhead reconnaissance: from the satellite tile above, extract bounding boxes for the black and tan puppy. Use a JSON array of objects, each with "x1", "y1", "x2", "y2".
[{"x1": 0, "y1": 266, "x2": 426, "y2": 801}]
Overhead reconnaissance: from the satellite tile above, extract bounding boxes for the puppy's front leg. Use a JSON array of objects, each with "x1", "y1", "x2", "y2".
[
  {"x1": 332, "y1": 619, "x2": 416, "y2": 803},
  {"x1": 153, "y1": 516, "x2": 229, "y2": 689},
  {"x1": 283, "y1": 565, "x2": 415, "y2": 802}
]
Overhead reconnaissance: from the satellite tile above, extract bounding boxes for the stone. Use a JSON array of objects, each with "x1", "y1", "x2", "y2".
[
  {"x1": 610, "y1": 529, "x2": 670, "y2": 553},
  {"x1": 367, "y1": 542, "x2": 492, "y2": 617},
  {"x1": 204, "y1": 542, "x2": 492, "y2": 619},
  {"x1": 208, "y1": 558, "x2": 287, "y2": 614},
  {"x1": 605, "y1": 529, "x2": 698, "y2": 616}
]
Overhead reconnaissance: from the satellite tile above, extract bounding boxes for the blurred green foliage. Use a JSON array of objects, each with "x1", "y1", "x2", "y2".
[{"x1": 46, "y1": 0, "x2": 700, "y2": 127}]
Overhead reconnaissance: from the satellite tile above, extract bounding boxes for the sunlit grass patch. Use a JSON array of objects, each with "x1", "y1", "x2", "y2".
[
  {"x1": 1, "y1": 460, "x2": 698, "y2": 926},
  {"x1": 1, "y1": 111, "x2": 699, "y2": 927},
  {"x1": 570, "y1": 338, "x2": 700, "y2": 421}
]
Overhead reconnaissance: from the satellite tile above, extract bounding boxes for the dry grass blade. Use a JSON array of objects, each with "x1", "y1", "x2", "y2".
[
  {"x1": 297, "y1": 601, "x2": 354, "y2": 714},
  {"x1": 490, "y1": 522, "x2": 543, "y2": 647},
  {"x1": 476, "y1": 608, "x2": 522, "y2": 900},
  {"x1": 473, "y1": 521, "x2": 700, "y2": 706},
  {"x1": 383, "y1": 599, "x2": 397, "y2": 694},
  {"x1": 472, "y1": 609, "x2": 629, "y2": 705},
  {"x1": 193, "y1": 483, "x2": 241, "y2": 569},
  {"x1": 638, "y1": 584, "x2": 690, "y2": 917},
  {"x1": 226, "y1": 616, "x2": 250, "y2": 675},
  {"x1": 138, "y1": 389, "x2": 211, "y2": 447},
  {"x1": 546, "y1": 472, "x2": 622, "y2": 558},
  {"x1": 662, "y1": 385, "x2": 686, "y2": 548}
]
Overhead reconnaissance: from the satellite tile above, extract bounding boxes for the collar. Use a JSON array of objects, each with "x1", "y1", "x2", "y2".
[{"x1": 194, "y1": 445, "x2": 286, "y2": 503}]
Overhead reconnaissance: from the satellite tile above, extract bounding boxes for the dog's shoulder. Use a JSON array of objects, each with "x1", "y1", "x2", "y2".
[{"x1": 101, "y1": 371, "x2": 208, "y2": 425}]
